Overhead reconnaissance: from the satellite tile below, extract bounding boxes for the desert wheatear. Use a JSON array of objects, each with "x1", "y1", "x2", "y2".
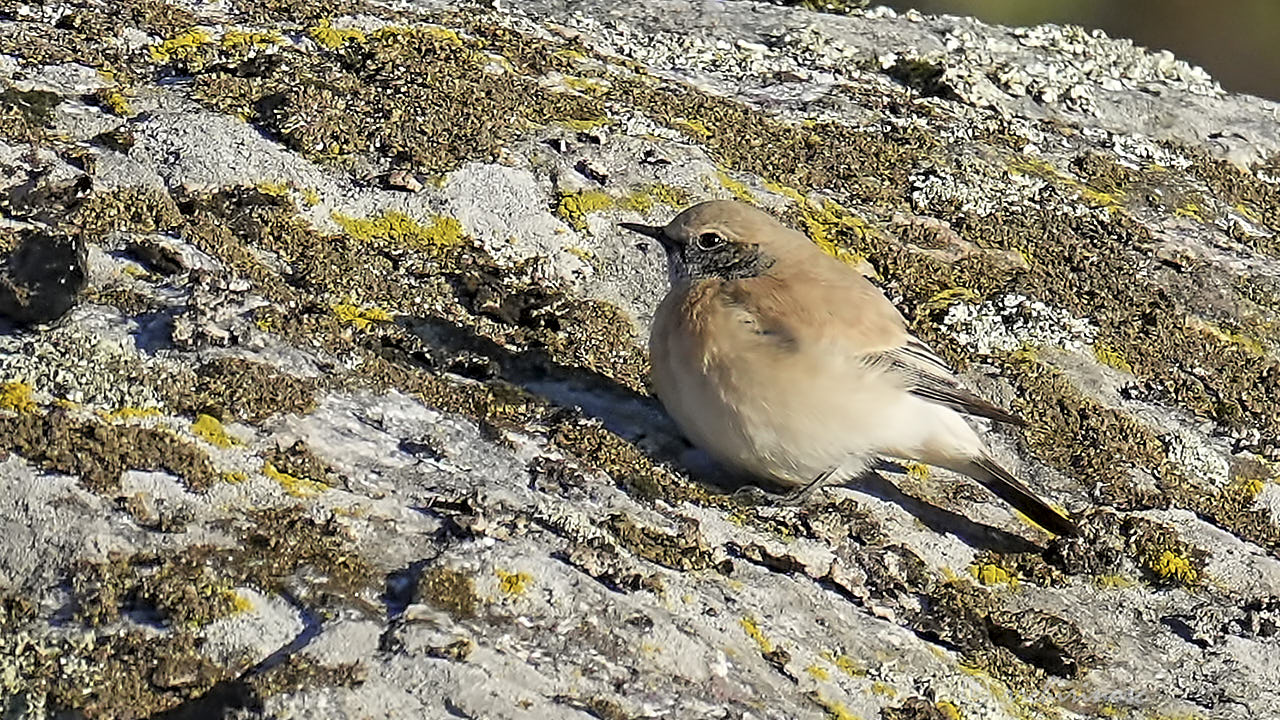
[{"x1": 622, "y1": 200, "x2": 1078, "y2": 537}]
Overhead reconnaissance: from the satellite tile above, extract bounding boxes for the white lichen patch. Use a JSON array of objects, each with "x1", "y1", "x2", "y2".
[
  {"x1": 933, "y1": 22, "x2": 1221, "y2": 114},
  {"x1": 1162, "y1": 427, "x2": 1233, "y2": 492},
  {"x1": 909, "y1": 161, "x2": 1048, "y2": 217},
  {"x1": 941, "y1": 294, "x2": 1098, "y2": 355}
]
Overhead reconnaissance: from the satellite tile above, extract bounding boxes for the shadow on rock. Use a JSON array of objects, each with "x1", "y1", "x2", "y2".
[
  {"x1": 398, "y1": 313, "x2": 1044, "y2": 551},
  {"x1": 0, "y1": 227, "x2": 87, "y2": 326}
]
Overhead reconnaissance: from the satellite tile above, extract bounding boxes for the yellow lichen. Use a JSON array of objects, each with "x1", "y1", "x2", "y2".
[
  {"x1": 1232, "y1": 476, "x2": 1266, "y2": 501},
  {"x1": 99, "y1": 406, "x2": 162, "y2": 422},
  {"x1": 1093, "y1": 343, "x2": 1134, "y2": 373},
  {"x1": 255, "y1": 180, "x2": 290, "y2": 197},
  {"x1": 870, "y1": 682, "x2": 897, "y2": 697},
  {"x1": 676, "y1": 118, "x2": 711, "y2": 138},
  {"x1": 919, "y1": 287, "x2": 981, "y2": 314},
  {"x1": 332, "y1": 303, "x2": 395, "y2": 330},
  {"x1": 904, "y1": 462, "x2": 931, "y2": 481},
  {"x1": 794, "y1": 199, "x2": 868, "y2": 265},
  {"x1": 222, "y1": 471, "x2": 248, "y2": 484},
  {"x1": 1233, "y1": 202, "x2": 1263, "y2": 224},
  {"x1": 558, "y1": 117, "x2": 610, "y2": 132},
  {"x1": 333, "y1": 211, "x2": 466, "y2": 248},
  {"x1": 192, "y1": 413, "x2": 238, "y2": 448},
  {"x1": 308, "y1": 18, "x2": 366, "y2": 49},
  {"x1": 617, "y1": 183, "x2": 690, "y2": 213},
  {"x1": 1079, "y1": 185, "x2": 1124, "y2": 210},
  {"x1": 263, "y1": 462, "x2": 328, "y2": 498},
  {"x1": 1151, "y1": 550, "x2": 1198, "y2": 585},
  {"x1": 555, "y1": 190, "x2": 615, "y2": 232},
  {"x1": 221, "y1": 29, "x2": 283, "y2": 51},
  {"x1": 1174, "y1": 202, "x2": 1205, "y2": 222},
  {"x1": 805, "y1": 663, "x2": 831, "y2": 681},
  {"x1": 716, "y1": 169, "x2": 755, "y2": 203},
  {"x1": 0, "y1": 382, "x2": 35, "y2": 413},
  {"x1": 1194, "y1": 319, "x2": 1267, "y2": 356},
  {"x1": 228, "y1": 590, "x2": 255, "y2": 613},
  {"x1": 148, "y1": 28, "x2": 213, "y2": 64},
  {"x1": 1095, "y1": 574, "x2": 1136, "y2": 588},
  {"x1": 496, "y1": 569, "x2": 533, "y2": 596},
  {"x1": 935, "y1": 700, "x2": 963, "y2": 720},
  {"x1": 564, "y1": 246, "x2": 596, "y2": 264},
  {"x1": 562, "y1": 76, "x2": 610, "y2": 96},
  {"x1": 970, "y1": 563, "x2": 1019, "y2": 588},
  {"x1": 1007, "y1": 155, "x2": 1061, "y2": 182},
  {"x1": 820, "y1": 651, "x2": 866, "y2": 677},
  {"x1": 99, "y1": 89, "x2": 135, "y2": 117},
  {"x1": 739, "y1": 616, "x2": 773, "y2": 654},
  {"x1": 816, "y1": 697, "x2": 862, "y2": 720}
]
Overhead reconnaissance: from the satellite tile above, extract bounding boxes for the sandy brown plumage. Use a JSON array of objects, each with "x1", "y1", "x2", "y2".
[{"x1": 626, "y1": 200, "x2": 1078, "y2": 537}]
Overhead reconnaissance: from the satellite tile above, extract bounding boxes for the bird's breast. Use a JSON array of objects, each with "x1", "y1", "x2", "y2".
[{"x1": 649, "y1": 281, "x2": 872, "y2": 484}]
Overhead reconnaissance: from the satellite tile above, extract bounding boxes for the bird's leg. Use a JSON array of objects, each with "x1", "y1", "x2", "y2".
[
  {"x1": 780, "y1": 466, "x2": 842, "y2": 506},
  {"x1": 729, "y1": 484, "x2": 775, "y2": 505}
]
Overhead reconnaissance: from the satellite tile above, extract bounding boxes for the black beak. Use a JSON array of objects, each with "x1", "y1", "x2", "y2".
[{"x1": 618, "y1": 222, "x2": 675, "y2": 252}]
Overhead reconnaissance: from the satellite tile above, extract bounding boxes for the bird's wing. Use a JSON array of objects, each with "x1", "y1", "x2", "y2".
[
  {"x1": 724, "y1": 268, "x2": 1024, "y2": 426},
  {"x1": 864, "y1": 338, "x2": 1026, "y2": 426}
]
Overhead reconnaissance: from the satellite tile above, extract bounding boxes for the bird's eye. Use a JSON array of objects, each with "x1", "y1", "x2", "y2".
[{"x1": 695, "y1": 232, "x2": 726, "y2": 251}]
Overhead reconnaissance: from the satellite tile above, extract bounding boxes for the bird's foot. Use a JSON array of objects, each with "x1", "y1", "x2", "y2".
[
  {"x1": 729, "y1": 484, "x2": 777, "y2": 505},
  {"x1": 780, "y1": 467, "x2": 842, "y2": 506}
]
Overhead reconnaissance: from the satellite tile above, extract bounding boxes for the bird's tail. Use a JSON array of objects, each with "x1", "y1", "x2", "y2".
[{"x1": 953, "y1": 456, "x2": 1080, "y2": 537}]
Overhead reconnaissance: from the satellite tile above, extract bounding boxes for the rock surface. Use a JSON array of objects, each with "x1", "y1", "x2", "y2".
[{"x1": 1, "y1": 0, "x2": 1279, "y2": 718}]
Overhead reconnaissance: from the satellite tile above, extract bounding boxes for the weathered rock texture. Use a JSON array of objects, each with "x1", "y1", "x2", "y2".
[{"x1": 1, "y1": 0, "x2": 1279, "y2": 718}]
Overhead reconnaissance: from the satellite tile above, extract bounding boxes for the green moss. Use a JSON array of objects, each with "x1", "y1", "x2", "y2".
[
  {"x1": 177, "y1": 357, "x2": 317, "y2": 424},
  {"x1": 74, "y1": 187, "x2": 183, "y2": 234},
  {"x1": 552, "y1": 422, "x2": 713, "y2": 505},
  {"x1": 602, "y1": 514, "x2": 720, "y2": 571},
  {"x1": 193, "y1": 25, "x2": 606, "y2": 173},
  {"x1": 0, "y1": 409, "x2": 218, "y2": 493},
  {"x1": 246, "y1": 656, "x2": 366, "y2": 704},
  {"x1": 1177, "y1": 143, "x2": 1280, "y2": 254},
  {"x1": 0, "y1": 87, "x2": 62, "y2": 142},
  {"x1": 73, "y1": 552, "x2": 241, "y2": 628},
  {"x1": 416, "y1": 567, "x2": 480, "y2": 618}
]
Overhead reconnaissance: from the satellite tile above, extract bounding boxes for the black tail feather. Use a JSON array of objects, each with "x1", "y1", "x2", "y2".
[{"x1": 960, "y1": 457, "x2": 1080, "y2": 537}]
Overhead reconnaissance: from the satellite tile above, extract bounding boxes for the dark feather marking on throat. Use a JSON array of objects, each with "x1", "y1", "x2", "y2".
[{"x1": 686, "y1": 242, "x2": 776, "y2": 281}]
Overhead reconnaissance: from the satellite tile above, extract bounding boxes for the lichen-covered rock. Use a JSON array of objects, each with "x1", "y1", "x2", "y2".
[{"x1": 1, "y1": 0, "x2": 1279, "y2": 718}]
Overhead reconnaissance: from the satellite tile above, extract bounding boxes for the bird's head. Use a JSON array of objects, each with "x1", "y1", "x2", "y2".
[{"x1": 621, "y1": 200, "x2": 782, "y2": 284}]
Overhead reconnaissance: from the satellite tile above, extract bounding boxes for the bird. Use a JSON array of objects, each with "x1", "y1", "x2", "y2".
[{"x1": 620, "y1": 199, "x2": 1079, "y2": 537}]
